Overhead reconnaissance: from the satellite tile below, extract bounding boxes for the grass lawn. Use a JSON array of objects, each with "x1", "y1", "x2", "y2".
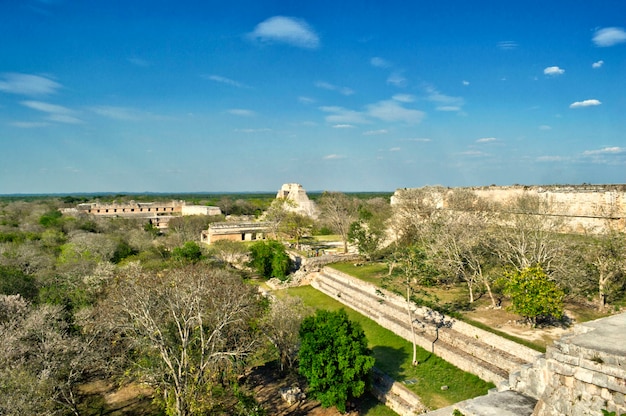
[{"x1": 286, "y1": 286, "x2": 494, "y2": 410}]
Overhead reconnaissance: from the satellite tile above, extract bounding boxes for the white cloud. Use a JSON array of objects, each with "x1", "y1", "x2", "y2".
[
  {"x1": 227, "y1": 108, "x2": 255, "y2": 116},
  {"x1": 497, "y1": 40, "x2": 518, "y2": 50},
  {"x1": 370, "y1": 57, "x2": 391, "y2": 68},
  {"x1": 91, "y1": 106, "x2": 141, "y2": 120},
  {"x1": 582, "y1": 146, "x2": 625, "y2": 156},
  {"x1": 593, "y1": 27, "x2": 626, "y2": 47},
  {"x1": 333, "y1": 124, "x2": 354, "y2": 128},
  {"x1": 389, "y1": 147, "x2": 401, "y2": 152},
  {"x1": 363, "y1": 129, "x2": 388, "y2": 136},
  {"x1": 425, "y1": 86, "x2": 464, "y2": 107},
  {"x1": 387, "y1": 71, "x2": 407, "y2": 87},
  {"x1": 476, "y1": 137, "x2": 497, "y2": 143},
  {"x1": 0, "y1": 73, "x2": 61, "y2": 96},
  {"x1": 405, "y1": 138, "x2": 432, "y2": 142},
  {"x1": 539, "y1": 125, "x2": 552, "y2": 130},
  {"x1": 315, "y1": 81, "x2": 354, "y2": 96},
  {"x1": 319, "y1": 106, "x2": 369, "y2": 124},
  {"x1": 298, "y1": 96, "x2": 315, "y2": 104},
  {"x1": 437, "y1": 106, "x2": 461, "y2": 112},
  {"x1": 367, "y1": 100, "x2": 425, "y2": 124},
  {"x1": 10, "y1": 121, "x2": 50, "y2": 128},
  {"x1": 205, "y1": 74, "x2": 247, "y2": 88},
  {"x1": 460, "y1": 150, "x2": 488, "y2": 157},
  {"x1": 249, "y1": 16, "x2": 319, "y2": 49},
  {"x1": 592, "y1": 60, "x2": 604, "y2": 69},
  {"x1": 21, "y1": 100, "x2": 82, "y2": 123},
  {"x1": 462, "y1": 80, "x2": 470, "y2": 86},
  {"x1": 544, "y1": 66, "x2": 565, "y2": 76},
  {"x1": 392, "y1": 94, "x2": 414, "y2": 103},
  {"x1": 323, "y1": 154, "x2": 345, "y2": 160},
  {"x1": 569, "y1": 99, "x2": 601, "y2": 108}
]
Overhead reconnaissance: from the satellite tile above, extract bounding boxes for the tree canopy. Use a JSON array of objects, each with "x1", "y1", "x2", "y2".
[{"x1": 298, "y1": 309, "x2": 375, "y2": 412}]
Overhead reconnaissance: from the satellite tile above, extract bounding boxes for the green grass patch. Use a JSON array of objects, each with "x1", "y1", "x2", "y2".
[
  {"x1": 328, "y1": 262, "x2": 548, "y2": 353},
  {"x1": 286, "y1": 286, "x2": 494, "y2": 410}
]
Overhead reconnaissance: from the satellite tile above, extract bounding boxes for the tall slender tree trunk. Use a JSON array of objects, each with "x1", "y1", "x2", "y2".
[{"x1": 406, "y1": 284, "x2": 418, "y2": 366}]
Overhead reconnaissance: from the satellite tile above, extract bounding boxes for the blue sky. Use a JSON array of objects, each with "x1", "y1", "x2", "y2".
[{"x1": 1, "y1": 0, "x2": 625, "y2": 193}]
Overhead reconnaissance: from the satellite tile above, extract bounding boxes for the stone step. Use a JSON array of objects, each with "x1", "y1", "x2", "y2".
[{"x1": 315, "y1": 271, "x2": 529, "y2": 382}]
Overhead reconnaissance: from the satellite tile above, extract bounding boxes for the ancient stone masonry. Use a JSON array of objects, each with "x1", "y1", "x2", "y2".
[
  {"x1": 392, "y1": 184, "x2": 626, "y2": 233},
  {"x1": 276, "y1": 183, "x2": 319, "y2": 218},
  {"x1": 201, "y1": 222, "x2": 272, "y2": 244},
  {"x1": 69, "y1": 200, "x2": 221, "y2": 229},
  {"x1": 511, "y1": 313, "x2": 626, "y2": 416}
]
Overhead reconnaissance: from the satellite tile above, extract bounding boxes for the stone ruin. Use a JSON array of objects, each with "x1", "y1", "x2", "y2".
[{"x1": 276, "y1": 183, "x2": 319, "y2": 218}]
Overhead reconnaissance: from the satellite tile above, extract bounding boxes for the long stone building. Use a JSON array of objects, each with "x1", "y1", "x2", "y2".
[
  {"x1": 71, "y1": 200, "x2": 221, "y2": 229},
  {"x1": 392, "y1": 184, "x2": 626, "y2": 233}
]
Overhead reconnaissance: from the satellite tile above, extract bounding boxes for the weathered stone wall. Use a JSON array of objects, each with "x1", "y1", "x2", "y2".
[
  {"x1": 392, "y1": 185, "x2": 626, "y2": 233},
  {"x1": 370, "y1": 367, "x2": 427, "y2": 416},
  {"x1": 509, "y1": 313, "x2": 626, "y2": 416}
]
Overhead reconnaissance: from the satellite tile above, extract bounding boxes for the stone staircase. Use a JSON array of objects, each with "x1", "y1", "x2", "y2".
[{"x1": 312, "y1": 267, "x2": 542, "y2": 386}]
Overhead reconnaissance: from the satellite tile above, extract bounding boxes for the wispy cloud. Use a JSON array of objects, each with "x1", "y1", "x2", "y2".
[
  {"x1": 569, "y1": 99, "x2": 601, "y2": 108},
  {"x1": 582, "y1": 146, "x2": 625, "y2": 156},
  {"x1": 0, "y1": 73, "x2": 61, "y2": 96},
  {"x1": 389, "y1": 147, "x2": 401, "y2": 152},
  {"x1": 462, "y1": 80, "x2": 470, "y2": 86},
  {"x1": 476, "y1": 137, "x2": 497, "y2": 143},
  {"x1": 323, "y1": 154, "x2": 345, "y2": 160},
  {"x1": 592, "y1": 60, "x2": 604, "y2": 69},
  {"x1": 387, "y1": 71, "x2": 406, "y2": 87},
  {"x1": 363, "y1": 129, "x2": 388, "y2": 136},
  {"x1": 593, "y1": 27, "x2": 626, "y2": 47},
  {"x1": 21, "y1": 100, "x2": 82, "y2": 123},
  {"x1": 234, "y1": 128, "x2": 272, "y2": 133},
  {"x1": 227, "y1": 108, "x2": 255, "y2": 116},
  {"x1": 392, "y1": 94, "x2": 414, "y2": 103},
  {"x1": 248, "y1": 16, "x2": 319, "y2": 49},
  {"x1": 91, "y1": 106, "x2": 142, "y2": 120},
  {"x1": 315, "y1": 81, "x2": 354, "y2": 96},
  {"x1": 9, "y1": 121, "x2": 50, "y2": 128},
  {"x1": 204, "y1": 74, "x2": 248, "y2": 88},
  {"x1": 544, "y1": 66, "x2": 565, "y2": 76},
  {"x1": 404, "y1": 138, "x2": 432, "y2": 142},
  {"x1": 424, "y1": 85, "x2": 464, "y2": 111},
  {"x1": 497, "y1": 40, "x2": 518, "y2": 50},
  {"x1": 333, "y1": 124, "x2": 354, "y2": 129},
  {"x1": 128, "y1": 57, "x2": 150, "y2": 67},
  {"x1": 298, "y1": 96, "x2": 315, "y2": 104},
  {"x1": 367, "y1": 100, "x2": 425, "y2": 124},
  {"x1": 539, "y1": 125, "x2": 552, "y2": 131},
  {"x1": 537, "y1": 155, "x2": 568, "y2": 162},
  {"x1": 460, "y1": 150, "x2": 489, "y2": 157},
  {"x1": 370, "y1": 57, "x2": 391, "y2": 68},
  {"x1": 319, "y1": 106, "x2": 369, "y2": 124}
]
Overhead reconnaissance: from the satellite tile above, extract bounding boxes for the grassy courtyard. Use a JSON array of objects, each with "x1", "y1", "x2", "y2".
[{"x1": 285, "y1": 285, "x2": 494, "y2": 410}]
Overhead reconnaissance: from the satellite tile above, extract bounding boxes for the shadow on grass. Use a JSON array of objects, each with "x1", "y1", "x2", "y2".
[{"x1": 371, "y1": 345, "x2": 410, "y2": 380}]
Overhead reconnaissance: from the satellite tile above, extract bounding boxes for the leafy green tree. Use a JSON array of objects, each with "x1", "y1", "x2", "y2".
[
  {"x1": 298, "y1": 309, "x2": 375, "y2": 412},
  {"x1": 38, "y1": 209, "x2": 63, "y2": 228},
  {"x1": 172, "y1": 241, "x2": 203, "y2": 263},
  {"x1": 249, "y1": 240, "x2": 291, "y2": 280},
  {"x1": 503, "y1": 266, "x2": 564, "y2": 326}
]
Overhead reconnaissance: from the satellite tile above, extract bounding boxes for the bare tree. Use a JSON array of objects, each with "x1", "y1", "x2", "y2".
[
  {"x1": 588, "y1": 228, "x2": 626, "y2": 310},
  {"x1": 389, "y1": 186, "x2": 444, "y2": 244},
  {"x1": 318, "y1": 192, "x2": 359, "y2": 253},
  {"x1": 489, "y1": 194, "x2": 565, "y2": 273},
  {"x1": 261, "y1": 296, "x2": 312, "y2": 372},
  {"x1": 105, "y1": 263, "x2": 262, "y2": 416}
]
